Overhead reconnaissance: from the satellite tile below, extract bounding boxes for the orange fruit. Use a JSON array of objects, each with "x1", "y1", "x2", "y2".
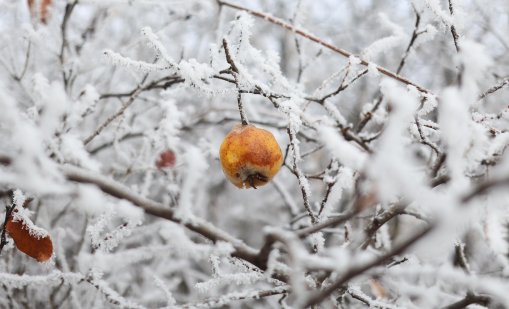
[
  {"x1": 219, "y1": 124, "x2": 283, "y2": 189},
  {"x1": 5, "y1": 217, "x2": 53, "y2": 262}
]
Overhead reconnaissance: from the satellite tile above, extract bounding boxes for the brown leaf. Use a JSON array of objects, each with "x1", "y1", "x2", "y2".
[
  {"x1": 27, "y1": 0, "x2": 52, "y2": 24},
  {"x1": 40, "y1": 0, "x2": 52, "y2": 24},
  {"x1": 156, "y1": 149, "x2": 177, "y2": 169},
  {"x1": 370, "y1": 278, "x2": 386, "y2": 299},
  {"x1": 5, "y1": 217, "x2": 53, "y2": 262}
]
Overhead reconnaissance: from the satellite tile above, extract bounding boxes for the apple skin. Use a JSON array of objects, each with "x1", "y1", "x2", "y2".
[{"x1": 220, "y1": 124, "x2": 283, "y2": 189}]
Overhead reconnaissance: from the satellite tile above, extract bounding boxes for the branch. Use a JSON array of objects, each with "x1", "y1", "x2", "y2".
[
  {"x1": 348, "y1": 287, "x2": 397, "y2": 309},
  {"x1": 217, "y1": 0, "x2": 432, "y2": 95},
  {"x1": 256, "y1": 211, "x2": 357, "y2": 269},
  {"x1": 303, "y1": 223, "x2": 434, "y2": 308},
  {"x1": 461, "y1": 176, "x2": 509, "y2": 203},
  {"x1": 442, "y1": 292, "x2": 490, "y2": 309},
  {"x1": 60, "y1": 165, "x2": 260, "y2": 266},
  {"x1": 296, "y1": 211, "x2": 358, "y2": 239},
  {"x1": 478, "y1": 78, "x2": 509, "y2": 100},
  {"x1": 180, "y1": 286, "x2": 290, "y2": 308},
  {"x1": 99, "y1": 75, "x2": 183, "y2": 100},
  {"x1": 360, "y1": 203, "x2": 407, "y2": 249}
]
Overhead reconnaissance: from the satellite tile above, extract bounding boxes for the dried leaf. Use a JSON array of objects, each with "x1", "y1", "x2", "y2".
[{"x1": 5, "y1": 217, "x2": 53, "y2": 262}]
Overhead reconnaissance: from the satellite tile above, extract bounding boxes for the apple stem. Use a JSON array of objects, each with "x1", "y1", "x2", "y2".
[{"x1": 222, "y1": 38, "x2": 249, "y2": 126}]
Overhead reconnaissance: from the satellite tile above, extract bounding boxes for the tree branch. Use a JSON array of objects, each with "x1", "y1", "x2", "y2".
[
  {"x1": 61, "y1": 165, "x2": 260, "y2": 266},
  {"x1": 303, "y1": 223, "x2": 434, "y2": 308},
  {"x1": 217, "y1": 0, "x2": 432, "y2": 95},
  {"x1": 442, "y1": 292, "x2": 490, "y2": 309}
]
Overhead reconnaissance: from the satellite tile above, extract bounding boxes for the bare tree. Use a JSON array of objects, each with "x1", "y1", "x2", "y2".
[{"x1": 1, "y1": 0, "x2": 509, "y2": 308}]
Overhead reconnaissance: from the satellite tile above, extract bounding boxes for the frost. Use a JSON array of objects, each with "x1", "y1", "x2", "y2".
[
  {"x1": 368, "y1": 62, "x2": 380, "y2": 77},
  {"x1": 141, "y1": 27, "x2": 176, "y2": 66},
  {"x1": 195, "y1": 272, "x2": 264, "y2": 294},
  {"x1": 323, "y1": 101, "x2": 347, "y2": 127},
  {"x1": 75, "y1": 185, "x2": 106, "y2": 216},
  {"x1": 458, "y1": 40, "x2": 493, "y2": 102},
  {"x1": 103, "y1": 49, "x2": 173, "y2": 73},
  {"x1": 178, "y1": 59, "x2": 215, "y2": 93},
  {"x1": 60, "y1": 134, "x2": 101, "y2": 171},
  {"x1": 421, "y1": 0, "x2": 453, "y2": 25},
  {"x1": 153, "y1": 275, "x2": 177, "y2": 306},
  {"x1": 418, "y1": 94, "x2": 438, "y2": 116},
  {"x1": 318, "y1": 126, "x2": 367, "y2": 171},
  {"x1": 361, "y1": 13, "x2": 407, "y2": 61},
  {"x1": 369, "y1": 80, "x2": 423, "y2": 202},
  {"x1": 12, "y1": 189, "x2": 26, "y2": 209},
  {"x1": 87, "y1": 204, "x2": 142, "y2": 253},
  {"x1": 176, "y1": 146, "x2": 208, "y2": 217},
  {"x1": 11, "y1": 201, "x2": 50, "y2": 239},
  {"x1": 0, "y1": 1, "x2": 508, "y2": 308},
  {"x1": 349, "y1": 55, "x2": 361, "y2": 65}
]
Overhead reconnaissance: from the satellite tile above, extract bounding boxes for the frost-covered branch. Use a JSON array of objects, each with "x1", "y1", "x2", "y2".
[
  {"x1": 303, "y1": 224, "x2": 434, "y2": 307},
  {"x1": 180, "y1": 286, "x2": 289, "y2": 308},
  {"x1": 478, "y1": 78, "x2": 509, "y2": 100},
  {"x1": 217, "y1": 0, "x2": 432, "y2": 95},
  {"x1": 442, "y1": 292, "x2": 491, "y2": 309},
  {"x1": 61, "y1": 165, "x2": 260, "y2": 265}
]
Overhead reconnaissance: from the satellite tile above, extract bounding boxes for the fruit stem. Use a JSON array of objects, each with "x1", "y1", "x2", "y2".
[
  {"x1": 222, "y1": 38, "x2": 249, "y2": 126},
  {"x1": 237, "y1": 92, "x2": 249, "y2": 126}
]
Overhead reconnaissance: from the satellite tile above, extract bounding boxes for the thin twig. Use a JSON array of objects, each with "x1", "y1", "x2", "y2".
[
  {"x1": 296, "y1": 211, "x2": 357, "y2": 238},
  {"x1": 448, "y1": 0, "x2": 461, "y2": 53},
  {"x1": 85, "y1": 75, "x2": 183, "y2": 146},
  {"x1": 83, "y1": 88, "x2": 143, "y2": 145},
  {"x1": 287, "y1": 127, "x2": 317, "y2": 224},
  {"x1": 0, "y1": 191, "x2": 15, "y2": 256},
  {"x1": 222, "y1": 38, "x2": 248, "y2": 125},
  {"x1": 14, "y1": 41, "x2": 32, "y2": 81},
  {"x1": 99, "y1": 75, "x2": 183, "y2": 100},
  {"x1": 454, "y1": 241, "x2": 471, "y2": 274},
  {"x1": 415, "y1": 116, "x2": 440, "y2": 155},
  {"x1": 356, "y1": 9, "x2": 424, "y2": 134},
  {"x1": 478, "y1": 78, "x2": 509, "y2": 100},
  {"x1": 396, "y1": 10, "x2": 422, "y2": 74},
  {"x1": 59, "y1": 0, "x2": 79, "y2": 90}
]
